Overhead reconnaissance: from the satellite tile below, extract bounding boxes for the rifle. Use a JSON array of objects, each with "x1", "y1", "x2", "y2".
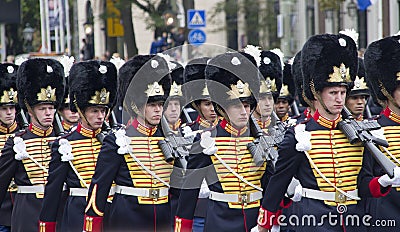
[
  {"x1": 182, "y1": 107, "x2": 193, "y2": 124},
  {"x1": 97, "y1": 110, "x2": 119, "y2": 144},
  {"x1": 247, "y1": 115, "x2": 278, "y2": 166},
  {"x1": 291, "y1": 101, "x2": 300, "y2": 117},
  {"x1": 269, "y1": 111, "x2": 286, "y2": 145},
  {"x1": 53, "y1": 112, "x2": 66, "y2": 136},
  {"x1": 158, "y1": 115, "x2": 191, "y2": 169},
  {"x1": 338, "y1": 106, "x2": 396, "y2": 177},
  {"x1": 17, "y1": 109, "x2": 29, "y2": 130}
]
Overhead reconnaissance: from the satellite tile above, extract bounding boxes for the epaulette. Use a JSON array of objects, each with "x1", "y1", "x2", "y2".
[
  {"x1": 291, "y1": 114, "x2": 301, "y2": 119},
  {"x1": 300, "y1": 117, "x2": 311, "y2": 124},
  {"x1": 370, "y1": 115, "x2": 381, "y2": 120},
  {"x1": 15, "y1": 130, "x2": 27, "y2": 137}
]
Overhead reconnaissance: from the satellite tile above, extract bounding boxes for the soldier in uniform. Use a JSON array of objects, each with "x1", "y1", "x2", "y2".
[
  {"x1": 182, "y1": 57, "x2": 219, "y2": 132},
  {"x1": 179, "y1": 57, "x2": 219, "y2": 231},
  {"x1": 38, "y1": 60, "x2": 117, "y2": 232},
  {"x1": 58, "y1": 56, "x2": 79, "y2": 132},
  {"x1": 252, "y1": 50, "x2": 283, "y2": 132},
  {"x1": 275, "y1": 60, "x2": 296, "y2": 122},
  {"x1": 0, "y1": 58, "x2": 65, "y2": 232},
  {"x1": 163, "y1": 60, "x2": 184, "y2": 132},
  {"x1": 291, "y1": 51, "x2": 315, "y2": 121},
  {"x1": 0, "y1": 63, "x2": 20, "y2": 232},
  {"x1": 58, "y1": 78, "x2": 80, "y2": 132},
  {"x1": 345, "y1": 58, "x2": 370, "y2": 120},
  {"x1": 257, "y1": 33, "x2": 397, "y2": 232},
  {"x1": 83, "y1": 54, "x2": 173, "y2": 231},
  {"x1": 174, "y1": 52, "x2": 266, "y2": 231},
  {"x1": 364, "y1": 35, "x2": 400, "y2": 231}
]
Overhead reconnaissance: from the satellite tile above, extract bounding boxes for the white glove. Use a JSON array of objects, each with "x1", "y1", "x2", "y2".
[
  {"x1": 271, "y1": 225, "x2": 280, "y2": 232},
  {"x1": 200, "y1": 131, "x2": 218, "y2": 155},
  {"x1": 250, "y1": 226, "x2": 259, "y2": 232},
  {"x1": 378, "y1": 166, "x2": 400, "y2": 187},
  {"x1": 291, "y1": 184, "x2": 303, "y2": 202}
]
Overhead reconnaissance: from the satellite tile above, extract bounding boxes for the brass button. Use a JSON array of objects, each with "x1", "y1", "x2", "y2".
[
  {"x1": 331, "y1": 131, "x2": 335, "y2": 136},
  {"x1": 43, "y1": 139, "x2": 47, "y2": 143},
  {"x1": 151, "y1": 164, "x2": 156, "y2": 167},
  {"x1": 150, "y1": 154, "x2": 154, "y2": 158},
  {"x1": 153, "y1": 180, "x2": 157, "y2": 184},
  {"x1": 149, "y1": 146, "x2": 153, "y2": 151},
  {"x1": 93, "y1": 148, "x2": 97, "y2": 152},
  {"x1": 239, "y1": 166, "x2": 244, "y2": 170},
  {"x1": 336, "y1": 170, "x2": 340, "y2": 175},
  {"x1": 335, "y1": 160, "x2": 339, "y2": 165},
  {"x1": 338, "y1": 179, "x2": 343, "y2": 184},
  {"x1": 333, "y1": 151, "x2": 338, "y2": 155},
  {"x1": 236, "y1": 147, "x2": 241, "y2": 152},
  {"x1": 236, "y1": 139, "x2": 240, "y2": 143},
  {"x1": 332, "y1": 141, "x2": 336, "y2": 146}
]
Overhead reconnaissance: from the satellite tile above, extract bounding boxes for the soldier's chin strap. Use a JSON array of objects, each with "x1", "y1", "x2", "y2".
[
  {"x1": 191, "y1": 102, "x2": 206, "y2": 119},
  {"x1": 310, "y1": 81, "x2": 334, "y2": 115},
  {"x1": 24, "y1": 100, "x2": 51, "y2": 130},
  {"x1": 130, "y1": 102, "x2": 158, "y2": 128},
  {"x1": 379, "y1": 80, "x2": 400, "y2": 109},
  {"x1": 74, "y1": 99, "x2": 108, "y2": 130}
]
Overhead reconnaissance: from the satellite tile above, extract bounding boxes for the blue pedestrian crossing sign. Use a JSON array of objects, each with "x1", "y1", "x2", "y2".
[
  {"x1": 188, "y1": 29, "x2": 206, "y2": 46},
  {"x1": 187, "y1": 10, "x2": 206, "y2": 28}
]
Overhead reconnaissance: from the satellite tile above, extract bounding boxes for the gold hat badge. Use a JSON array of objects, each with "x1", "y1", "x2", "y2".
[
  {"x1": 202, "y1": 86, "x2": 210, "y2": 96},
  {"x1": 89, "y1": 88, "x2": 110, "y2": 104},
  {"x1": 169, "y1": 81, "x2": 182, "y2": 97},
  {"x1": 1, "y1": 88, "x2": 17, "y2": 104},
  {"x1": 396, "y1": 72, "x2": 400, "y2": 81},
  {"x1": 328, "y1": 63, "x2": 351, "y2": 83},
  {"x1": 227, "y1": 80, "x2": 251, "y2": 100},
  {"x1": 145, "y1": 82, "x2": 164, "y2": 97},
  {"x1": 279, "y1": 84, "x2": 290, "y2": 97},
  {"x1": 352, "y1": 76, "x2": 368, "y2": 91},
  {"x1": 260, "y1": 77, "x2": 277, "y2": 94},
  {"x1": 37, "y1": 86, "x2": 56, "y2": 101}
]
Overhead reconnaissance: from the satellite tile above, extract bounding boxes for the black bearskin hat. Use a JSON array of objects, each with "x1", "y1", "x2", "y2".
[
  {"x1": 364, "y1": 35, "x2": 400, "y2": 102},
  {"x1": 0, "y1": 63, "x2": 18, "y2": 106},
  {"x1": 17, "y1": 58, "x2": 65, "y2": 110},
  {"x1": 348, "y1": 57, "x2": 369, "y2": 97},
  {"x1": 118, "y1": 54, "x2": 171, "y2": 116},
  {"x1": 205, "y1": 52, "x2": 260, "y2": 114},
  {"x1": 279, "y1": 61, "x2": 295, "y2": 104},
  {"x1": 292, "y1": 51, "x2": 310, "y2": 107},
  {"x1": 59, "y1": 77, "x2": 70, "y2": 110},
  {"x1": 259, "y1": 50, "x2": 283, "y2": 101},
  {"x1": 168, "y1": 61, "x2": 184, "y2": 99},
  {"x1": 302, "y1": 33, "x2": 358, "y2": 101},
  {"x1": 68, "y1": 60, "x2": 117, "y2": 113},
  {"x1": 182, "y1": 57, "x2": 210, "y2": 107}
]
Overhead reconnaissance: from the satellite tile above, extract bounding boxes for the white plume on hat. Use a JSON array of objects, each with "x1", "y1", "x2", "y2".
[
  {"x1": 58, "y1": 55, "x2": 75, "y2": 77},
  {"x1": 270, "y1": 48, "x2": 285, "y2": 70},
  {"x1": 110, "y1": 56, "x2": 125, "y2": 73},
  {"x1": 243, "y1": 45, "x2": 261, "y2": 67},
  {"x1": 339, "y1": 28, "x2": 359, "y2": 48}
]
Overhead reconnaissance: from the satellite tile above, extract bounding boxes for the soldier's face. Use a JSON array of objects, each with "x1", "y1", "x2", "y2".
[
  {"x1": 30, "y1": 104, "x2": 55, "y2": 128},
  {"x1": 316, "y1": 86, "x2": 346, "y2": 118},
  {"x1": 59, "y1": 108, "x2": 80, "y2": 124},
  {"x1": 199, "y1": 100, "x2": 217, "y2": 122},
  {"x1": 256, "y1": 94, "x2": 274, "y2": 117},
  {"x1": 226, "y1": 101, "x2": 250, "y2": 129},
  {"x1": 345, "y1": 95, "x2": 366, "y2": 118},
  {"x1": 164, "y1": 99, "x2": 180, "y2": 124},
  {"x1": 0, "y1": 105, "x2": 16, "y2": 126},
  {"x1": 82, "y1": 106, "x2": 106, "y2": 130},
  {"x1": 141, "y1": 101, "x2": 163, "y2": 127},
  {"x1": 275, "y1": 98, "x2": 290, "y2": 119}
]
